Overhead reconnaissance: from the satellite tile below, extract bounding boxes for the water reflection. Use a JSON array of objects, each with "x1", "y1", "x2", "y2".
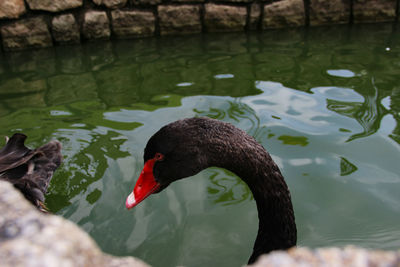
[
  {"x1": 195, "y1": 98, "x2": 263, "y2": 138},
  {"x1": 327, "y1": 78, "x2": 388, "y2": 142},
  {"x1": 208, "y1": 169, "x2": 252, "y2": 206},
  {"x1": 278, "y1": 135, "x2": 309, "y2": 146},
  {"x1": 340, "y1": 157, "x2": 358, "y2": 176},
  {"x1": 327, "y1": 69, "x2": 357, "y2": 78},
  {"x1": 46, "y1": 128, "x2": 132, "y2": 212},
  {"x1": 0, "y1": 24, "x2": 400, "y2": 267}
]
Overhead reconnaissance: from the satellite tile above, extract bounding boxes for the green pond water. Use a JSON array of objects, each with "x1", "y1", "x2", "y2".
[{"x1": 1, "y1": 24, "x2": 400, "y2": 267}]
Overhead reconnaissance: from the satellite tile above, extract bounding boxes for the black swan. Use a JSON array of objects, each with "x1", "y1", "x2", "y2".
[
  {"x1": 125, "y1": 117, "x2": 296, "y2": 264},
  {"x1": 0, "y1": 133, "x2": 62, "y2": 212}
]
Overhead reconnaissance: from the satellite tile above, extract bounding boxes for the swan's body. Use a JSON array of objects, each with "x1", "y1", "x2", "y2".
[
  {"x1": 126, "y1": 117, "x2": 296, "y2": 263},
  {"x1": 0, "y1": 133, "x2": 62, "y2": 212}
]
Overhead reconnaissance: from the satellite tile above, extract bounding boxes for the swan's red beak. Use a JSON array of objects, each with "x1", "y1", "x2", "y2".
[{"x1": 126, "y1": 158, "x2": 161, "y2": 209}]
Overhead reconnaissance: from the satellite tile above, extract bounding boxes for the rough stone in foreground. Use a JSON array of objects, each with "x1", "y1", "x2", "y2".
[
  {"x1": 263, "y1": 0, "x2": 305, "y2": 29},
  {"x1": 111, "y1": 10, "x2": 155, "y2": 38},
  {"x1": 353, "y1": 0, "x2": 396, "y2": 23},
  {"x1": 52, "y1": 14, "x2": 80, "y2": 44},
  {"x1": 204, "y1": 4, "x2": 247, "y2": 32},
  {"x1": 26, "y1": 0, "x2": 82, "y2": 12},
  {"x1": 310, "y1": 0, "x2": 350, "y2": 26},
  {"x1": 0, "y1": 181, "x2": 149, "y2": 267},
  {"x1": 250, "y1": 246, "x2": 400, "y2": 267},
  {"x1": 0, "y1": 0, "x2": 26, "y2": 19},
  {"x1": 82, "y1": 10, "x2": 110, "y2": 40},
  {"x1": 93, "y1": 0, "x2": 127, "y2": 9},
  {"x1": 1, "y1": 17, "x2": 52, "y2": 51},
  {"x1": 158, "y1": 5, "x2": 202, "y2": 35}
]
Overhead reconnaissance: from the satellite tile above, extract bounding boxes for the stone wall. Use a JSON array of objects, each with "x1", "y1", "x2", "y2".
[{"x1": 0, "y1": 0, "x2": 398, "y2": 51}]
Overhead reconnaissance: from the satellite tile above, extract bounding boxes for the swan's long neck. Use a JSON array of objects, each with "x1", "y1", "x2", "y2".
[
  {"x1": 244, "y1": 165, "x2": 297, "y2": 264},
  {"x1": 205, "y1": 129, "x2": 297, "y2": 264}
]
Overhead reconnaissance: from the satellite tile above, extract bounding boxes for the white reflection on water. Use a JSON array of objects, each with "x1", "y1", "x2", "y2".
[
  {"x1": 214, "y1": 74, "x2": 234, "y2": 79},
  {"x1": 176, "y1": 82, "x2": 194, "y2": 87},
  {"x1": 327, "y1": 69, "x2": 356, "y2": 78}
]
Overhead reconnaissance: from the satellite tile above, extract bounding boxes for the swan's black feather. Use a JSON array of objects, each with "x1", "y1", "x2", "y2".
[{"x1": 142, "y1": 117, "x2": 297, "y2": 263}]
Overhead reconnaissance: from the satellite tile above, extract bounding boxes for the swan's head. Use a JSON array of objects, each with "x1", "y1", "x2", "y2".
[{"x1": 126, "y1": 118, "x2": 213, "y2": 209}]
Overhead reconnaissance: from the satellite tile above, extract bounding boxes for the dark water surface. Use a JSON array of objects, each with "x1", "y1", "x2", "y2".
[{"x1": 1, "y1": 24, "x2": 399, "y2": 267}]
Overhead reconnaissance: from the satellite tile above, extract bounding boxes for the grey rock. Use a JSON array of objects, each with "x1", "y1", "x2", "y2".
[
  {"x1": 0, "y1": 0, "x2": 26, "y2": 19},
  {"x1": 0, "y1": 180, "x2": 149, "y2": 267},
  {"x1": 51, "y1": 14, "x2": 80, "y2": 44},
  {"x1": 82, "y1": 10, "x2": 110, "y2": 40},
  {"x1": 250, "y1": 246, "x2": 400, "y2": 267},
  {"x1": 93, "y1": 0, "x2": 127, "y2": 9},
  {"x1": 111, "y1": 10, "x2": 155, "y2": 38},
  {"x1": 263, "y1": 0, "x2": 305, "y2": 29},
  {"x1": 353, "y1": 0, "x2": 397, "y2": 23},
  {"x1": 1, "y1": 17, "x2": 53, "y2": 51},
  {"x1": 158, "y1": 5, "x2": 202, "y2": 35},
  {"x1": 26, "y1": 0, "x2": 82, "y2": 12},
  {"x1": 204, "y1": 4, "x2": 247, "y2": 32},
  {"x1": 310, "y1": 0, "x2": 350, "y2": 26}
]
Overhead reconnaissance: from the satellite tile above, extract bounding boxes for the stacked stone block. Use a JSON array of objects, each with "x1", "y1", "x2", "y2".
[
  {"x1": 0, "y1": 0, "x2": 398, "y2": 51},
  {"x1": 158, "y1": 5, "x2": 202, "y2": 35}
]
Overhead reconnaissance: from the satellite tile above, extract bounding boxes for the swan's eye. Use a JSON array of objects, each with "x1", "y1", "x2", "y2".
[{"x1": 154, "y1": 152, "x2": 164, "y2": 161}]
